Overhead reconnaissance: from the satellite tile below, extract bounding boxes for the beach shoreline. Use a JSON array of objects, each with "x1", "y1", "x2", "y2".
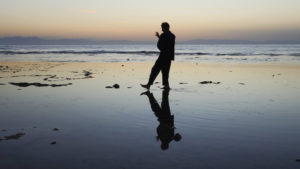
[{"x1": 1, "y1": 61, "x2": 300, "y2": 169}]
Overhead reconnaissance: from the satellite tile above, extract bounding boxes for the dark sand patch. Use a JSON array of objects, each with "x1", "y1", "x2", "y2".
[
  {"x1": 4, "y1": 133, "x2": 25, "y2": 140},
  {"x1": 10, "y1": 82, "x2": 72, "y2": 87},
  {"x1": 0, "y1": 83, "x2": 5, "y2": 85},
  {"x1": 50, "y1": 141, "x2": 57, "y2": 145},
  {"x1": 199, "y1": 81, "x2": 221, "y2": 84}
]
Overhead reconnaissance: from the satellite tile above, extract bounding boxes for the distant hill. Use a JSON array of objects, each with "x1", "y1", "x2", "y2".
[
  {"x1": 0, "y1": 36, "x2": 299, "y2": 45},
  {"x1": 181, "y1": 39, "x2": 300, "y2": 44},
  {"x1": 181, "y1": 39, "x2": 254, "y2": 44}
]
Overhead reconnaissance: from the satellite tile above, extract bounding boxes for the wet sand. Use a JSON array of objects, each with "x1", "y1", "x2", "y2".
[{"x1": 1, "y1": 61, "x2": 300, "y2": 169}]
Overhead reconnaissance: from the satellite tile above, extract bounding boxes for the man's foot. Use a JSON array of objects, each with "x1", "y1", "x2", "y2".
[
  {"x1": 140, "y1": 84, "x2": 150, "y2": 90},
  {"x1": 140, "y1": 90, "x2": 151, "y2": 96},
  {"x1": 162, "y1": 85, "x2": 171, "y2": 90}
]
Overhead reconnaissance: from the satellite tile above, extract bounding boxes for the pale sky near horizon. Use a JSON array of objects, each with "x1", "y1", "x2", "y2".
[{"x1": 0, "y1": 0, "x2": 300, "y2": 41}]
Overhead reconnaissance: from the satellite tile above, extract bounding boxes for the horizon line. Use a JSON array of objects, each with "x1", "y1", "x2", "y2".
[{"x1": 1, "y1": 36, "x2": 300, "y2": 44}]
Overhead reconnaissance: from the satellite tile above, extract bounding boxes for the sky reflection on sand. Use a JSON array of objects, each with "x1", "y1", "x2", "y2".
[{"x1": 0, "y1": 62, "x2": 300, "y2": 169}]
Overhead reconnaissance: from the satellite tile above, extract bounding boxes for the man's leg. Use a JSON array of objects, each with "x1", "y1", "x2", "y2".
[
  {"x1": 162, "y1": 60, "x2": 171, "y2": 88},
  {"x1": 147, "y1": 60, "x2": 162, "y2": 86}
]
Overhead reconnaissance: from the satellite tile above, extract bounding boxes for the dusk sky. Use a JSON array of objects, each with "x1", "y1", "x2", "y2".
[{"x1": 1, "y1": 0, "x2": 300, "y2": 41}]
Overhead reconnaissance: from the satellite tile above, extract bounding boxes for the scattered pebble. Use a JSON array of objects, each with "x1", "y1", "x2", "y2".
[
  {"x1": 239, "y1": 83, "x2": 245, "y2": 85},
  {"x1": 106, "y1": 84, "x2": 120, "y2": 89},
  {"x1": 179, "y1": 82, "x2": 188, "y2": 84},
  {"x1": 2, "y1": 129, "x2": 6, "y2": 132},
  {"x1": 83, "y1": 70, "x2": 92, "y2": 78},
  {"x1": 52, "y1": 128, "x2": 59, "y2": 131},
  {"x1": 50, "y1": 141, "x2": 56, "y2": 145},
  {"x1": 296, "y1": 159, "x2": 300, "y2": 162},
  {"x1": 113, "y1": 84, "x2": 120, "y2": 89}
]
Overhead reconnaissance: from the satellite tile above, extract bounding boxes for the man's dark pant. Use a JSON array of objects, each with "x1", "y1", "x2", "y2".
[{"x1": 148, "y1": 58, "x2": 171, "y2": 86}]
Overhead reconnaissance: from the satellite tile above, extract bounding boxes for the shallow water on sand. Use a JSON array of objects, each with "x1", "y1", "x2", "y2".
[{"x1": 0, "y1": 62, "x2": 300, "y2": 169}]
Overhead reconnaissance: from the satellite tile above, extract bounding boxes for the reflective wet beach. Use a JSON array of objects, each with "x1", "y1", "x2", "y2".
[{"x1": 1, "y1": 62, "x2": 300, "y2": 169}]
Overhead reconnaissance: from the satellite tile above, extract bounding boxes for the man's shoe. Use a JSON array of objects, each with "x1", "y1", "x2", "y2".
[
  {"x1": 140, "y1": 91, "x2": 151, "y2": 96},
  {"x1": 162, "y1": 85, "x2": 171, "y2": 90},
  {"x1": 140, "y1": 84, "x2": 150, "y2": 90}
]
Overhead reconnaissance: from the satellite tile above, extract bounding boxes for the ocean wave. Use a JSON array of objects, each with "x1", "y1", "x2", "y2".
[
  {"x1": 0, "y1": 50, "x2": 297, "y2": 57},
  {"x1": 290, "y1": 53, "x2": 300, "y2": 57},
  {"x1": 0, "y1": 50, "x2": 159, "y2": 55},
  {"x1": 216, "y1": 53, "x2": 248, "y2": 56}
]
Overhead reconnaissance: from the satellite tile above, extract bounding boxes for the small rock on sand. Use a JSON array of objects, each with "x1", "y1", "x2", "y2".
[
  {"x1": 106, "y1": 84, "x2": 120, "y2": 89},
  {"x1": 2, "y1": 129, "x2": 6, "y2": 132},
  {"x1": 239, "y1": 83, "x2": 245, "y2": 85},
  {"x1": 83, "y1": 70, "x2": 92, "y2": 77},
  {"x1": 113, "y1": 84, "x2": 120, "y2": 88},
  {"x1": 52, "y1": 128, "x2": 59, "y2": 131},
  {"x1": 179, "y1": 82, "x2": 188, "y2": 84},
  {"x1": 296, "y1": 159, "x2": 300, "y2": 162},
  {"x1": 50, "y1": 141, "x2": 57, "y2": 145}
]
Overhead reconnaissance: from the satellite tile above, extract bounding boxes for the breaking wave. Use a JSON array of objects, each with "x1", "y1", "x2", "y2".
[{"x1": 1, "y1": 50, "x2": 299, "y2": 57}]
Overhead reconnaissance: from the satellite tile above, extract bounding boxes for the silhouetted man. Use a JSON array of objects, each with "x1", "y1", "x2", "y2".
[
  {"x1": 141, "y1": 90, "x2": 182, "y2": 150},
  {"x1": 141, "y1": 22, "x2": 175, "y2": 90}
]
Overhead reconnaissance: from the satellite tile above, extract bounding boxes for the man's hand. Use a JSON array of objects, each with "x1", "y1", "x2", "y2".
[{"x1": 155, "y1": 32, "x2": 160, "y2": 38}]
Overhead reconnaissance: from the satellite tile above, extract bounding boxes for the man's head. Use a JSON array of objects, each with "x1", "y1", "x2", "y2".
[{"x1": 161, "y1": 22, "x2": 170, "y2": 32}]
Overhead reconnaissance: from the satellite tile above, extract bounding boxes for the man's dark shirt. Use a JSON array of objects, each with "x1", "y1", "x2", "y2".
[{"x1": 157, "y1": 31, "x2": 175, "y2": 61}]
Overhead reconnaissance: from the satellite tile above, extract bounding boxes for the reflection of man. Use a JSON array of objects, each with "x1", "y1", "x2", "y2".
[
  {"x1": 141, "y1": 90, "x2": 182, "y2": 150},
  {"x1": 141, "y1": 22, "x2": 175, "y2": 90}
]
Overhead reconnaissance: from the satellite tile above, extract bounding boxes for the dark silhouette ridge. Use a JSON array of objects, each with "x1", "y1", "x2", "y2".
[
  {"x1": 1, "y1": 36, "x2": 300, "y2": 45},
  {"x1": 141, "y1": 22, "x2": 175, "y2": 90},
  {"x1": 141, "y1": 90, "x2": 182, "y2": 150}
]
